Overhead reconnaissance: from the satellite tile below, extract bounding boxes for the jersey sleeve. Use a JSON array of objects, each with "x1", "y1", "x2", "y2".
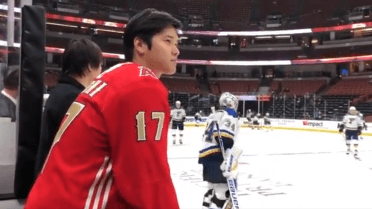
[
  {"x1": 357, "y1": 117, "x2": 363, "y2": 127},
  {"x1": 103, "y1": 78, "x2": 179, "y2": 209},
  {"x1": 342, "y1": 115, "x2": 347, "y2": 125}
]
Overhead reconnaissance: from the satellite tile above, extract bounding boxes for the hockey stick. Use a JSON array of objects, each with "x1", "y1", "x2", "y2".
[{"x1": 215, "y1": 122, "x2": 239, "y2": 209}]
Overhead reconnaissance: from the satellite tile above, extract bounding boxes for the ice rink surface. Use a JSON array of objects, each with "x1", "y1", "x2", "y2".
[{"x1": 168, "y1": 127, "x2": 372, "y2": 209}]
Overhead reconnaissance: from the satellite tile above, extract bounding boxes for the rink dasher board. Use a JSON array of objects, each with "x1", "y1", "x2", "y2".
[{"x1": 181, "y1": 117, "x2": 372, "y2": 136}]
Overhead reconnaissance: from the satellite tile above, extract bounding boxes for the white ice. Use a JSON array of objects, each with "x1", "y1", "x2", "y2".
[{"x1": 168, "y1": 127, "x2": 372, "y2": 209}]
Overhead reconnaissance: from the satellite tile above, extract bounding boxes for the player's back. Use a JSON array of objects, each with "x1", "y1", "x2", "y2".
[
  {"x1": 25, "y1": 62, "x2": 179, "y2": 209},
  {"x1": 199, "y1": 110, "x2": 238, "y2": 163}
]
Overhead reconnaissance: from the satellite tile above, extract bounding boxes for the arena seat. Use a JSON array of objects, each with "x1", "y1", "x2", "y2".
[
  {"x1": 326, "y1": 78, "x2": 372, "y2": 96},
  {"x1": 270, "y1": 79, "x2": 327, "y2": 96},
  {"x1": 209, "y1": 79, "x2": 260, "y2": 95},
  {"x1": 161, "y1": 77, "x2": 202, "y2": 94},
  {"x1": 173, "y1": 0, "x2": 212, "y2": 21}
]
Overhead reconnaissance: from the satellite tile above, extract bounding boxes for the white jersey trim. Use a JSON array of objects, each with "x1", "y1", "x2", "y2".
[
  {"x1": 93, "y1": 162, "x2": 112, "y2": 209},
  {"x1": 84, "y1": 156, "x2": 110, "y2": 209},
  {"x1": 101, "y1": 175, "x2": 113, "y2": 209}
]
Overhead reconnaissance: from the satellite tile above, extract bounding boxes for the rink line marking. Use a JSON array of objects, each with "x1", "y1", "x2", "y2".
[{"x1": 168, "y1": 150, "x2": 372, "y2": 160}]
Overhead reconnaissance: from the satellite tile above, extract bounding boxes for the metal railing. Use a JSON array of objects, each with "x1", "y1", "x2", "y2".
[{"x1": 269, "y1": 93, "x2": 353, "y2": 121}]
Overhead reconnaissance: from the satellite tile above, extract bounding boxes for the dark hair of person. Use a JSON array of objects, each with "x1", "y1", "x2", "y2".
[
  {"x1": 3, "y1": 68, "x2": 19, "y2": 90},
  {"x1": 62, "y1": 39, "x2": 103, "y2": 77},
  {"x1": 123, "y1": 8, "x2": 182, "y2": 61}
]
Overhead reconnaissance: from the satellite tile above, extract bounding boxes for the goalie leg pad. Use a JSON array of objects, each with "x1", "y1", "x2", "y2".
[
  {"x1": 202, "y1": 187, "x2": 214, "y2": 209},
  {"x1": 211, "y1": 195, "x2": 227, "y2": 208}
]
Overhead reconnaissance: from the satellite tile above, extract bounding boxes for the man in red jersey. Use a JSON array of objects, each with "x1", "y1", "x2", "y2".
[{"x1": 25, "y1": 8, "x2": 182, "y2": 209}]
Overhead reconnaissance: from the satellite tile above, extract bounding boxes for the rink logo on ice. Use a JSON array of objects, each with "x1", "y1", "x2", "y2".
[{"x1": 303, "y1": 120, "x2": 323, "y2": 127}]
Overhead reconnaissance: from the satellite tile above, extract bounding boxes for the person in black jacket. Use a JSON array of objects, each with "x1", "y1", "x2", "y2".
[
  {"x1": 0, "y1": 67, "x2": 19, "y2": 122},
  {"x1": 35, "y1": 39, "x2": 103, "y2": 176}
]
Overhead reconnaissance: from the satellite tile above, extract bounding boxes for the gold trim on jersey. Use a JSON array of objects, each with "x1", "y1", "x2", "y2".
[
  {"x1": 199, "y1": 148, "x2": 221, "y2": 158},
  {"x1": 212, "y1": 132, "x2": 234, "y2": 140}
]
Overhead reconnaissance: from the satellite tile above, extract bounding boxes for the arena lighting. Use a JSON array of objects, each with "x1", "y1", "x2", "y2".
[
  {"x1": 180, "y1": 29, "x2": 311, "y2": 36},
  {"x1": 210, "y1": 60, "x2": 291, "y2": 66},
  {"x1": 313, "y1": 22, "x2": 372, "y2": 33},
  {"x1": 176, "y1": 60, "x2": 291, "y2": 66},
  {"x1": 275, "y1": 35, "x2": 291, "y2": 39},
  {"x1": 0, "y1": 13, "x2": 124, "y2": 34},
  {"x1": 0, "y1": 40, "x2": 19, "y2": 47},
  {"x1": 0, "y1": 6, "x2": 127, "y2": 28},
  {"x1": 0, "y1": 5, "x2": 21, "y2": 13},
  {"x1": 94, "y1": 28, "x2": 124, "y2": 34},
  {"x1": 45, "y1": 47, "x2": 126, "y2": 59},
  {"x1": 0, "y1": 13, "x2": 20, "y2": 19},
  {"x1": 217, "y1": 29, "x2": 312, "y2": 36},
  {"x1": 292, "y1": 54, "x2": 372, "y2": 65},
  {"x1": 255, "y1": 36, "x2": 273, "y2": 39},
  {"x1": 183, "y1": 29, "x2": 311, "y2": 37},
  {"x1": 45, "y1": 13, "x2": 126, "y2": 28},
  {"x1": 47, "y1": 22, "x2": 78, "y2": 28}
]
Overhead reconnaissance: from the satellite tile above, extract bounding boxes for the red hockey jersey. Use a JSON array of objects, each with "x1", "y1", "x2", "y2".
[{"x1": 25, "y1": 62, "x2": 179, "y2": 209}]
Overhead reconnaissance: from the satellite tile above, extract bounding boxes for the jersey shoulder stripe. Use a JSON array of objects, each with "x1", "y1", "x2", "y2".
[{"x1": 199, "y1": 145, "x2": 221, "y2": 158}]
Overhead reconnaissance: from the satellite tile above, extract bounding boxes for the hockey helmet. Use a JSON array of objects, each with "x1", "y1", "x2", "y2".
[
  {"x1": 349, "y1": 106, "x2": 357, "y2": 114},
  {"x1": 219, "y1": 92, "x2": 238, "y2": 111},
  {"x1": 175, "y1": 100, "x2": 181, "y2": 108}
]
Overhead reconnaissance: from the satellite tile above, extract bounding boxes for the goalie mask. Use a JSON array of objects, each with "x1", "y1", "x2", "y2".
[
  {"x1": 175, "y1": 101, "x2": 181, "y2": 109},
  {"x1": 219, "y1": 92, "x2": 238, "y2": 111}
]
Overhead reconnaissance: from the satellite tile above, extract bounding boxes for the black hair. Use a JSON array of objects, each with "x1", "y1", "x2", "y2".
[
  {"x1": 62, "y1": 39, "x2": 102, "y2": 77},
  {"x1": 3, "y1": 68, "x2": 19, "y2": 90},
  {"x1": 124, "y1": 8, "x2": 182, "y2": 61}
]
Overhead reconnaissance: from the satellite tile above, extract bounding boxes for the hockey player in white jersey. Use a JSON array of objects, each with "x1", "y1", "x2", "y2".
[
  {"x1": 245, "y1": 109, "x2": 253, "y2": 128},
  {"x1": 252, "y1": 113, "x2": 261, "y2": 130},
  {"x1": 195, "y1": 110, "x2": 202, "y2": 127},
  {"x1": 199, "y1": 92, "x2": 242, "y2": 209},
  {"x1": 339, "y1": 106, "x2": 363, "y2": 159},
  {"x1": 263, "y1": 113, "x2": 273, "y2": 131},
  {"x1": 171, "y1": 101, "x2": 186, "y2": 145}
]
